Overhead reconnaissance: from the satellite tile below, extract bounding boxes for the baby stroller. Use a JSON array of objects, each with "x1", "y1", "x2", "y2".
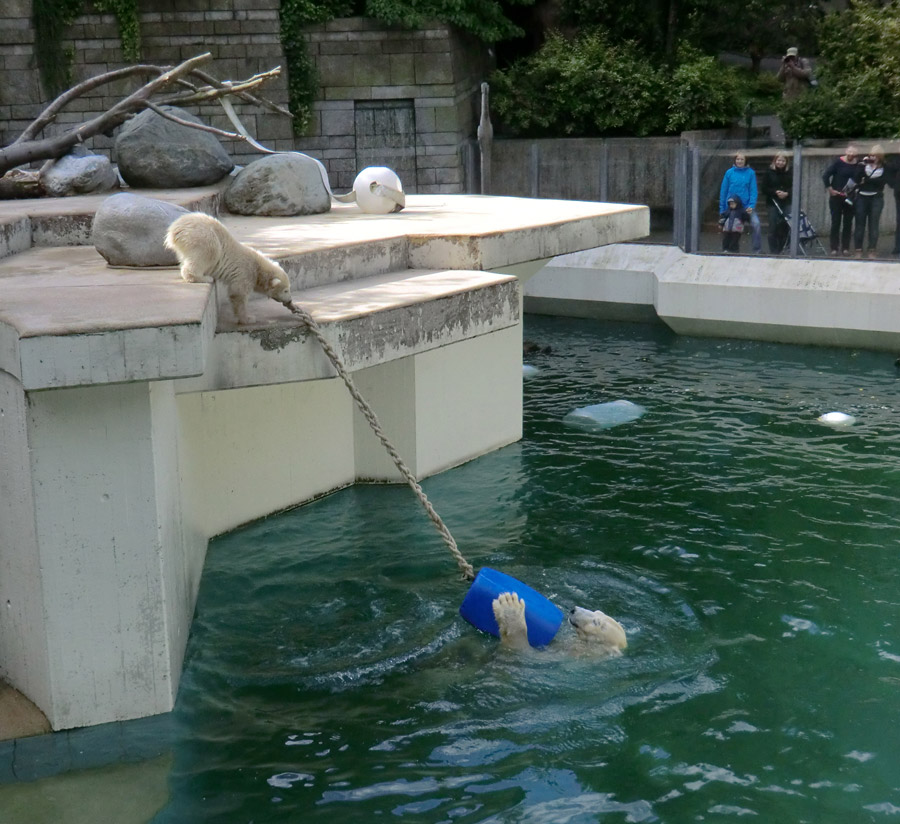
[{"x1": 772, "y1": 201, "x2": 828, "y2": 256}]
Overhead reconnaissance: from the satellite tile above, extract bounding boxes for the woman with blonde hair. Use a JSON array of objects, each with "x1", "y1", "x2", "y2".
[
  {"x1": 762, "y1": 151, "x2": 792, "y2": 253},
  {"x1": 854, "y1": 145, "x2": 887, "y2": 258}
]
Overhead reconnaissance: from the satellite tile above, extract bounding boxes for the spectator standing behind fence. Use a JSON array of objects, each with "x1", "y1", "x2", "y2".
[
  {"x1": 853, "y1": 146, "x2": 887, "y2": 259},
  {"x1": 776, "y1": 47, "x2": 813, "y2": 99},
  {"x1": 822, "y1": 145, "x2": 861, "y2": 256},
  {"x1": 762, "y1": 151, "x2": 792, "y2": 253},
  {"x1": 719, "y1": 196, "x2": 750, "y2": 253},
  {"x1": 719, "y1": 153, "x2": 761, "y2": 253}
]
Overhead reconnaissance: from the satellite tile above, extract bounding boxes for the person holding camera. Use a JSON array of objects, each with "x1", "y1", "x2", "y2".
[
  {"x1": 776, "y1": 47, "x2": 813, "y2": 99},
  {"x1": 822, "y1": 145, "x2": 862, "y2": 256},
  {"x1": 853, "y1": 146, "x2": 886, "y2": 259}
]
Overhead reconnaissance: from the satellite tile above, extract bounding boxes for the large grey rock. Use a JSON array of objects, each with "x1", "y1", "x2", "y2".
[
  {"x1": 224, "y1": 153, "x2": 331, "y2": 216},
  {"x1": 114, "y1": 106, "x2": 234, "y2": 188},
  {"x1": 91, "y1": 193, "x2": 190, "y2": 266},
  {"x1": 43, "y1": 145, "x2": 119, "y2": 197}
]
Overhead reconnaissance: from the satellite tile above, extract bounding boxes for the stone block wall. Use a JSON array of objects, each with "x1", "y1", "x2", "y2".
[
  {"x1": 0, "y1": 4, "x2": 485, "y2": 193},
  {"x1": 0, "y1": 0, "x2": 289, "y2": 165},
  {"x1": 297, "y1": 17, "x2": 488, "y2": 193}
]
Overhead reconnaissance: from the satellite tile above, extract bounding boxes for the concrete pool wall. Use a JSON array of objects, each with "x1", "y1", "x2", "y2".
[
  {"x1": 524, "y1": 244, "x2": 900, "y2": 352},
  {"x1": 0, "y1": 191, "x2": 647, "y2": 732}
]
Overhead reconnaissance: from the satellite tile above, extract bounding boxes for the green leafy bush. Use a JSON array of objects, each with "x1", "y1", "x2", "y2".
[
  {"x1": 490, "y1": 30, "x2": 667, "y2": 137},
  {"x1": 490, "y1": 30, "x2": 746, "y2": 137},
  {"x1": 365, "y1": 0, "x2": 529, "y2": 42},
  {"x1": 665, "y1": 46, "x2": 744, "y2": 132}
]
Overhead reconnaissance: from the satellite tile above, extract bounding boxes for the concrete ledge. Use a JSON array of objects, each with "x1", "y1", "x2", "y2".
[
  {"x1": 525, "y1": 244, "x2": 900, "y2": 351},
  {"x1": 179, "y1": 269, "x2": 520, "y2": 392}
]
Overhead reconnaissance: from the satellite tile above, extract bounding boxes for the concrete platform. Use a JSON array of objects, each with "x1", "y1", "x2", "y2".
[
  {"x1": 525, "y1": 243, "x2": 900, "y2": 351},
  {"x1": 0, "y1": 189, "x2": 649, "y2": 734}
]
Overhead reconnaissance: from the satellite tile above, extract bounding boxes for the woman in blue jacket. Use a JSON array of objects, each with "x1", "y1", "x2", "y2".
[{"x1": 719, "y1": 153, "x2": 761, "y2": 253}]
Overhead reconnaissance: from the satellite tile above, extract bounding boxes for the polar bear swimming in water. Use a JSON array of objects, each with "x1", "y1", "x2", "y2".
[{"x1": 492, "y1": 592, "x2": 627, "y2": 655}]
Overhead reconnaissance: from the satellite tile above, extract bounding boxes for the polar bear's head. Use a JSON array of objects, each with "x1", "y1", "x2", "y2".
[
  {"x1": 257, "y1": 256, "x2": 294, "y2": 307},
  {"x1": 568, "y1": 607, "x2": 627, "y2": 651}
]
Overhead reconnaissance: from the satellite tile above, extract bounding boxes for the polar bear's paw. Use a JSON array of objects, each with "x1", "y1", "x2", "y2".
[{"x1": 492, "y1": 592, "x2": 531, "y2": 650}]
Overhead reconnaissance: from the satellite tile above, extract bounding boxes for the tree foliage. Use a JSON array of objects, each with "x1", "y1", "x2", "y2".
[
  {"x1": 780, "y1": 1, "x2": 900, "y2": 139},
  {"x1": 684, "y1": 0, "x2": 821, "y2": 70},
  {"x1": 365, "y1": 0, "x2": 533, "y2": 42},
  {"x1": 557, "y1": 0, "x2": 821, "y2": 66},
  {"x1": 489, "y1": 30, "x2": 745, "y2": 137}
]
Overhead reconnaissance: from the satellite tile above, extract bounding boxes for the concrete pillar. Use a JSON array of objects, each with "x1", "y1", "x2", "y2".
[{"x1": 1, "y1": 380, "x2": 187, "y2": 730}]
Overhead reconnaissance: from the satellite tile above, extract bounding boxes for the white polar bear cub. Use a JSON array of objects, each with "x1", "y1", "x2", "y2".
[
  {"x1": 492, "y1": 592, "x2": 627, "y2": 655},
  {"x1": 165, "y1": 212, "x2": 293, "y2": 325}
]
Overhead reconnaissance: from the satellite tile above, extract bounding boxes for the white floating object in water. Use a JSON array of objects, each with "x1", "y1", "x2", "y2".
[
  {"x1": 564, "y1": 399, "x2": 646, "y2": 430},
  {"x1": 817, "y1": 411, "x2": 856, "y2": 427},
  {"x1": 352, "y1": 167, "x2": 405, "y2": 214},
  {"x1": 523, "y1": 364, "x2": 539, "y2": 379}
]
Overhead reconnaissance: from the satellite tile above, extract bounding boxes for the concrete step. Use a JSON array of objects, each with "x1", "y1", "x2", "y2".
[{"x1": 0, "y1": 186, "x2": 222, "y2": 260}]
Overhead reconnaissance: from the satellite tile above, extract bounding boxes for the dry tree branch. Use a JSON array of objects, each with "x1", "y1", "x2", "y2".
[
  {"x1": 144, "y1": 100, "x2": 261, "y2": 146},
  {"x1": 156, "y1": 68, "x2": 283, "y2": 107},
  {"x1": 0, "y1": 53, "x2": 285, "y2": 180},
  {"x1": 171, "y1": 68, "x2": 291, "y2": 117}
]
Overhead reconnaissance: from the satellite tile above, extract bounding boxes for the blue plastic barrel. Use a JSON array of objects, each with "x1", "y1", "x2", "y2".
[{"x1": 459, "y1": 567, "x2": 564, "y2": 648}]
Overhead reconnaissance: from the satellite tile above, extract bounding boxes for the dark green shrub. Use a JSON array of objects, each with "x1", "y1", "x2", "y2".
[
  {"x1": 490, "y1": 31, "x2": 747, "y2": 137},
  {"x1": 665, "y1": 46, "x2": 745, "y2": 132},
  {"x1": 490, "y1": 30, "x2": 668, "y2": 137}
]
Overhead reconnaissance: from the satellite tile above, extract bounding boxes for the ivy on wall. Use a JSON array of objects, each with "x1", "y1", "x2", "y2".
[
  {"x1": 94, "y1": 0, "x2": 142, "y2": 63},
  {"x1": 278, "y1": 0, "x2": 528, "y2": 135},
  {"x1": 280, "y1": 0, "x2": 354, "y2": 134},
  {"x1": 32, "y1": 0, "x2": 84, "y2": 96},
  {"x1": 32, "y1": 0, "x2": 141, "y2": 98}
]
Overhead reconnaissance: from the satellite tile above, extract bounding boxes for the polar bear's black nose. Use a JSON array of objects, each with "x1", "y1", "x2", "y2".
[{"x1": 569, "y1": 607, "x2": 576, "y2": 614}]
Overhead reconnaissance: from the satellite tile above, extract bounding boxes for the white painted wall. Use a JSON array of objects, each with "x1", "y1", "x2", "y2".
[
  {"x1": 414, "y1": 327, "x2": 522, "y2": 478},
  {"x1": 176, "y1": 378, "x2": 356, "y2": 540},
  {"x1": 352, "y1": 327, "x2": 523, "y2": 481},
  {"x1": 526, "y1": 244, "x2": 900, "y2": 350},
  {"x1": 0, "y1": 371, "x2": 52, "y2": 716},
  {"x1": 353, "y1": 356, "x2": 418, "y2": 481}
]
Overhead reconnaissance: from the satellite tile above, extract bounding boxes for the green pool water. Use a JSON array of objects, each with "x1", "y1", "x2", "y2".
[{"x1": 7, "y1": 316, "x2": 900, "y2": 823}]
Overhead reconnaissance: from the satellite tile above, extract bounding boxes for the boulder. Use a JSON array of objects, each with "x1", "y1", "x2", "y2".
[
  {"x1": 42, "y1": 145, "x2": 119, "y2": 197},
  {"x1": 224, "y1": 153, "x2": 331, "y2": 216},
  {"x1": 91, "y1": 193, "x2": 191, "y2": 266},
  {"x1": 115, "y1": 106, "x2": 234, "y2": 188}
]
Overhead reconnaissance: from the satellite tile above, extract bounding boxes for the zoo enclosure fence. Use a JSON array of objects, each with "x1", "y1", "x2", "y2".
[{"x1": 468, "y1": 137, "x2": 900, "y2": 259}]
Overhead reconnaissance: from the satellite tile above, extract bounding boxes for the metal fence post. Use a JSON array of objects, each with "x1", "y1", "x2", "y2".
[
  {"x1": 673, "y1": 142, "x2": 686, "y2": 248},
  {"x1": 790, "y1": 141, "x2": 803, "y2": 257},
  {"x1": 477, "y1": 82, "x2": 493, "y2": 194},
  {"x1": 599, "y1": 140, "x2": 609, "y2": 202},
  {"x1": 690, "y1": 146, "x2": 701, "y2": 253}
]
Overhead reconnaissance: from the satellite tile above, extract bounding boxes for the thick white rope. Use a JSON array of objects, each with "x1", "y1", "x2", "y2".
[{"x1": 285, "y1": 301, "x2": 475, "y2": 581}]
